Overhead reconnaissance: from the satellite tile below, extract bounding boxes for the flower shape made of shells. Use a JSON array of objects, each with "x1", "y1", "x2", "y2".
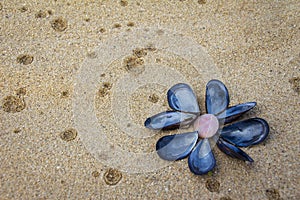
[{"x1": 144, "y1": 80, "x2": 269, "y2": 175}]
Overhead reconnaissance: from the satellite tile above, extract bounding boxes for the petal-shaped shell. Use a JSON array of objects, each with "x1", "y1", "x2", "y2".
[
  {"x1": 188, "y1": 138, "x2": 216, "y2": 175},
  {"x1": 167, "y1": 83, "x2": 200, "y2": 113},
  {"x1": 156, "y1": 131, "x2": 198, "y2": 161},
  {"x1": 217, "y1": 102, "x2": 256, "y2": 124},
  {"x1": 206, "y1": 79, "x2": 230, "y2": 115},
  {"x1": 144, "y1": 111, "x2": 197, "y2": 130},
  {"x1": 220, "y1": 118, "x2": 269, "y2": 147},
  {"x1": 217, "y1": 138, "x2": 253, "y2": 162}
]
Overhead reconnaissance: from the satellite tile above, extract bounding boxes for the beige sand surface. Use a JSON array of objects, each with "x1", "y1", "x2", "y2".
[{"x1": 1, "y1": 1, "x2": 299, "y2": 199}]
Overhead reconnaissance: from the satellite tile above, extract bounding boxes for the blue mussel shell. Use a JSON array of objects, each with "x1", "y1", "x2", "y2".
[{"x1": 219, "y1": 117, "x2": 269, "y2": 147}]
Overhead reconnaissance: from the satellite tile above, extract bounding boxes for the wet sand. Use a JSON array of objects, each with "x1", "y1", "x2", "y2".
[{"x1": 0, "y1": 1, "x2": 299, "y2": 199}]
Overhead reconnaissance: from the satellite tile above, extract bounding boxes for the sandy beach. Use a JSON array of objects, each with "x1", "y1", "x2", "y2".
[{"x1": 1, "y1": 1, "x2": 299, "y2": 199}]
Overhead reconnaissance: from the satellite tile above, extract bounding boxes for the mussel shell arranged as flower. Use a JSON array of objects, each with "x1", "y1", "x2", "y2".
[{"x1": 144, "y1": 80, "x2": 269, "y2": 175}]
